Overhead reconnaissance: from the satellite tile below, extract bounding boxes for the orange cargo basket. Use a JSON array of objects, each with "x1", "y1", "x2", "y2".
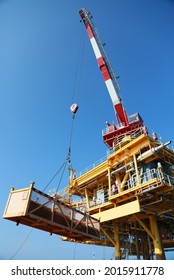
[{"x1": 3, "y1": 183, "x2": 100, "y2": 241}]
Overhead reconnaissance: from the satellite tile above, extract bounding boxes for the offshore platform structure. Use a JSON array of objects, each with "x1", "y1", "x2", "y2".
[{"x1": 3, "y1": 8, "x2": 174, "y2": 260}]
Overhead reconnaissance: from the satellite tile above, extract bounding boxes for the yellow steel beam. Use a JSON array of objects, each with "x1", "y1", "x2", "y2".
[
  {"x1": 92, "y1": 200, "x2": 140, "y2": 222},
  {"x1": 133, "y1": 154, "x2": 140, "y2": 185},
  {"x1": 100, "y1": 226, "x2": 116, "y2": 247},
  {"x1": 113, "y1": 224, "x2": 121, "y2": 260},
  {"x1": 85, "y1": 188, "x2": 90, "y2": 209},
  {"x1": 72, "y1": 161, "x2": 108, "y2": 188},
  {"x1": 133, "y1": 214, "x2": 154, "y2": 240},
  {"x1": 116, "y1": 173, "x2": 122, "y2": 193},
  {"x1": 120, "y1": 172, "x2": 129, "y2": 191},
  {"x1": 108, "y1": 134, "x2": 151, "y2": 165}
]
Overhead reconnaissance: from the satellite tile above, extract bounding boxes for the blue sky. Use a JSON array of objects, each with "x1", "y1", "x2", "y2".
[{"x1": 0, "y1": 0, "x2": 174, "y2": 260}]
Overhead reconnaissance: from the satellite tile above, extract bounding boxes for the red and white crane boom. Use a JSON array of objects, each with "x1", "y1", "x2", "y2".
[
  {"x1": 79, "y1": 8, "x2": 128, "y2": 126},
  {"x1": 79, "y1": 8, "x2": 144, "y2": 148}
]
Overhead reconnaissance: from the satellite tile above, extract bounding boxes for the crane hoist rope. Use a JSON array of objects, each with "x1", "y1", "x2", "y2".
[
  {"x1": 42, "y1": 105, "x2": 78, "y2": 194},
  {"x1": 9, "y1": 106, "x2": 80, "y2": 258},
  {"x1": 42, "y1": 29, "x2": 85, "y2": 194},
  {"x1": 8, "y1": 50, "x2": 82, "y2": 259},
  {"x1": 71, "y1": 25, "x2": 85, "y2": 106},
  {"x1": 9, "y1": 112, "x2": 77, "y2": 259}
]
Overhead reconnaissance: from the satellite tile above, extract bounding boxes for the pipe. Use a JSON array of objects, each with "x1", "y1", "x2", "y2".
[
  {"x1": 111, "y1": 162, "x2": 134, "y2": 175},
  {"x1": 142, "y1": 208, "x2": 174, "y2": 221},
  {"x1": 111, "y1": 140, "x2": 171, "y2": 175},
  {"x1": 143, "y1": 197, "x2": 163, "y2": 207},
  {"x1": 137, "y1": 140, "x2": 171, "y2": 161},
  {"x1": 159, "y1": 209, "x2": 172, "y2": 215}
]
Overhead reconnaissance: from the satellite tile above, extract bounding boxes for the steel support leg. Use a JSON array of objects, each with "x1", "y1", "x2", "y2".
[
  {"x1": 149, "y1": 216, "x2": 166, "y2": 260},
  {"x1": 114, "y1": 225, "x2": 121, "y2": 260}
]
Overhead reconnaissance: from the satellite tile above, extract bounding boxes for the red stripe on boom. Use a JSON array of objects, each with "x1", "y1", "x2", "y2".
[
  {"x1": 97, "y1": 57, "x2": 111, "y2": 81},
  {"x1": 114, "y1": 103, "x2": 129, "y2": 125},
  {"x1": 86, "y1": 24, "x2": 94, "y2": 39}
]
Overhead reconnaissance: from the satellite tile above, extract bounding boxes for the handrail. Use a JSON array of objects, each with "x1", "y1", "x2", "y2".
[
  {"x1": 76, "y1": 149, "x2": 113, "y2": 178},
  {"x1": 123, "y1": 169, "x2": 174, "y2": 191}
]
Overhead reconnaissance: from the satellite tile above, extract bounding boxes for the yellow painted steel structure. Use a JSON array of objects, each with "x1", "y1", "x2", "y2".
[
  {"x1": 62, "y1": 132, "x2": 174, "y2": 259},
  {"x1": 3, "y1": 7, "x2": 174, "y2": 259},
  {"x1": 3, "y1": 130, "x2": 174, "y2": 259}
]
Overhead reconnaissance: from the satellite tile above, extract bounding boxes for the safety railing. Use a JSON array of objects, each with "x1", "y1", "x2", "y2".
[
  {"x1": 123, "y1": 169, "x2": 174, "y2": 191},
  {"x1": 114, "y1": 127, "x2": 145, "y2": 146},
  {"x1": 163, "y1": 173, "x2": 174, "y2": 186},
  {"x1": 89, "y1": 191, "x2": 109, "y2": 208},
  {"x1": 123, "y1": 168, "x2": 160, "y2": 190},
  {"x1": 87, "y1": 169, "x2": 174, "y2": 208},
  {"x1": 76, "y1": 149, "x2": 113, "y2": 178},
  {"x1": 102, "y1": 126, "x2": 145, "y2": 147}
]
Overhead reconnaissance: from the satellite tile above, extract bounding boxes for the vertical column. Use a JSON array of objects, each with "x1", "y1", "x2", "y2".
[
  {"x1": 68, "y1": 168, "x2": 74, "y2": 202},
  {"x1": 108, "y1": 167, "x2": 111, "y2": 196},
  {"x1": 114, "y1": 224, "x2": 121, "y2": 260},
  {"x1": 133, "y1": 154, "x2": 140, "y2": 185},
  {"x1": 135, "y1": 234, "x2": 140, "y2": 260},
  {"x1": 149, "y1": 216, "x2": 165, "y2": 260},
  {"x1": 143, "y1": 235, "x2": 150, "y2": 260},
  {"x1": 120, "y1": 172, "x2": 129, "y2": 191},
  {"x1": 85, "y1": 188, "x2": 90, "y2": 210},
  {"x1": 148, "y1": 235, "x2": 153, "y2": 260},
  {"x1": 116, "y1": 174, "x2": 122, "y2": 193}
]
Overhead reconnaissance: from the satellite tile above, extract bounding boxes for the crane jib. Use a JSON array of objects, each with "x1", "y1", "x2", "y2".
[
  {"x1": 79, "y1": 9, "x2": 127, "y2": 121},
  {"x1": 79, "y1": 8, "x2": 144, "y2": 148}
]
